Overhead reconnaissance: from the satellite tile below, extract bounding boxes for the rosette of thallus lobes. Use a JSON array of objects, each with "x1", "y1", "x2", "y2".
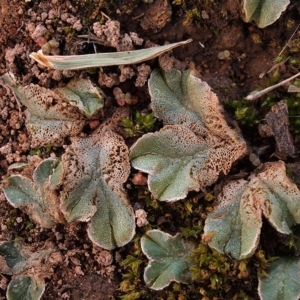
[
  {"x1": 129, "y1": 68, "x2": 246, "y2": 290},
  {"x1": 130, "y1": 68, "x2": 247, "y2": 201},
  {"x1": 1, "y1": 73, "x2": 135, "y2": 251},
  {"x1": 131, "y1": 70, "x2": 300, "y2": 299}
]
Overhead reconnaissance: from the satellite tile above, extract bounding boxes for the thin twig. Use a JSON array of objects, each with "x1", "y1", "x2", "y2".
[
  {"x1": 259, "y1": 56, "x2": 290, "y2": 78},
  {"x1": 245, "y1": 71, "x2": 300, "y2": 101},
  {"x1": 259, "y1": 23, "x2": 299, "y2": 78},
  {"x1": 277, "y1": 23, "x2": 300, "y2": 58},
  {"x1": 77, "y1": 33, "x2": 111, "y2": 47},
  {"x1": 132, "y1": 13, "x2": 144, "y2": 20},
  {"x1": 100, "y1": 11, "x2": 111, "y2": 20}
]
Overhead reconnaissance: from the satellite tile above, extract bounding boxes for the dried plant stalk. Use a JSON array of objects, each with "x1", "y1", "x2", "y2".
[
  {"x1": 246, "y1": 71, "x2": 300, "y2": 101},
  {"x1": 30, "y1": 39, "x2": 192, "y2": 70}
]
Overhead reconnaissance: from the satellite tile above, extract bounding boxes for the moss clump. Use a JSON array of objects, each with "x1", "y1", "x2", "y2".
[
  {"x1": 189, "y1": 244, "x2": 273, "y2": 299},
  {"x1": 121, "y1": 112, "x2": 156, "y2": 137},
  {"x1": 226, "y1": 99, "x2": 260, "y2": 127},
  {"x1": 227, "y1": 92, "x2": 300, "y2": 135},
  {"x1": 189, "y1": 243, "x2": 239, "y2": 297},
  {"x1": 284, "y1": 93, "x2": 300, "y2": 135},
  {"x1": 118, "y1": 233, "x2": 149, "y2": 300},
  {"x1": 183, "y1": 7, "x2": 201, "y2": 26},
  {"x1": 119, "y1": 178, "x2": 278, "y2": 300}
]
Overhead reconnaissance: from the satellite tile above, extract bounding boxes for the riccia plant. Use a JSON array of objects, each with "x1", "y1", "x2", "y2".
[
  {"x1": 130, "y1": 69, "x2": 247, "y2": 201},
  {"x1": 141, "y1": 229, "x2": 195, "y2": 290},
  {"x1": 6, "y1": 276, "x2": 45, "y2": 300},
  {"x1": 203, "y1": 161, "x2": 300, "y2": 260},
  {"x1": 2, "y1": 129, "x2": 135, "y2": 250},
  {"x1": 2, "y1": 128, "x2": 135, "y2": 250},
  {"x1": 2, "y1": 58, "x2": 299, "y2": 299},
  {"x1": 140, "y1": 160, "x2": 300, "y2": 299},
  {"x1": 0, "y1": 73, "x2": 103, "y2": 147},
  {"x1": 242, "y1": 0, "x2": 290, "y2": 28},
  {"x1": 1, "y1": 73, "x2": 135, "y2": 250},
  {"x1": 0, "y1": 240, "x2": 59, "y2": 300},
  {"x1": 60, "y1": 125, "x2": 135, "y2": 250},
  {"x1": 258, "y1": 256, "x2": 300, "y2": 300},
  {"x1": 3, "y1": 158, "x2": 64, "y2": 228}
]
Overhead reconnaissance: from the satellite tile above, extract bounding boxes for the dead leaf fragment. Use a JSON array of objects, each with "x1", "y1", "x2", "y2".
[{"x1": 265, "y1": 100, "x2": 296, "y2": 157}]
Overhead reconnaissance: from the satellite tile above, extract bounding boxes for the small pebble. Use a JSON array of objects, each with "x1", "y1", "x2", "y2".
[{"x1": 16, "y1": 217, "x2": 23, "y2": 223}]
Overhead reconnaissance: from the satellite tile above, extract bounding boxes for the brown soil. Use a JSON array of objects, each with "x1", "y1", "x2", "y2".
[{"x1": 1, "y1": 0, "x2": 300, "y2": 299}]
